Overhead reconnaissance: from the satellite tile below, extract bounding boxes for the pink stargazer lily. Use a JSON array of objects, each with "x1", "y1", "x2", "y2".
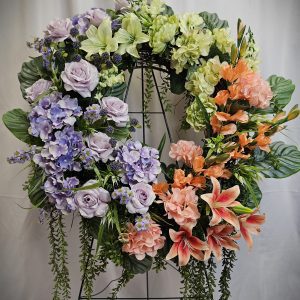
[
  {"x1": 204, "y1": 224, "x2": 240, "y2": 261},
  {"x1": 166, "y1": 225, "x2": 208, "y2": 266},
  {"x1": 201, "y1": 177, "x2": 241, "y2": 229},
  {"x1": 239, "y1": 210, "x2": 266, "y2": 249}
]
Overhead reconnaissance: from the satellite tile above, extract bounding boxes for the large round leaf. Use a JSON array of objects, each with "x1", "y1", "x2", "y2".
[
  {"x1": 199, "y1": 11, "x2": 229, "y2": 30},
  {"x1": 254, "y1": 141, "x2": 300, "y2": 178}
]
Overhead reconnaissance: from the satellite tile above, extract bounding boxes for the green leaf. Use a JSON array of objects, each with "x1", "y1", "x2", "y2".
[
  {"x1": 268, "y1": 75, "x2": 295, "y2": 112},
  {"x1": 2, "y1": 108, "x2": 42, "y2": 145},
  {"x1": 199, "y1": 11, "x2": 229, "y2": 31},
  {"x1": 242, "y1": 180, "x2": 262, "y2": 209},
  {"x1": 87, "y1": 217, "x2": 102, "y2": 239},
  {"x1": 104, "y1": 82, "x2": 127, "y2": 100},
  {"x1": 170, "y1": 69, "x2": 187, "y2": 95},
  {"x1": 254, "y1": 141, "x2": 300, "y2": 178},
  {"x1": 158, "y1": 133, "x2": 166, "y2": 158},
  {"x1": 18, "y1": 56, "x2": 44, "y2": 98},
  {"x1": 27, "y1": 167, "x2": 46, "y2": 208},
  {"x1": 123, "y1": 255, "x2": 153, "y2": 274}
]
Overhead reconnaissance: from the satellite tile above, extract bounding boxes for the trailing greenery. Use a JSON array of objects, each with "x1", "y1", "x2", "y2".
[
  {"x1": 144, "y1": 66, "x2": 154, "y2": 128},
  {"x1": 109, "y1": 269, "x2": 135, "y2": 299},
  {"x1": 218, "y1": 250, "x2": 237, "y2": 300},
  {"x1": 48, "y1": 210, "x2": 71, "y2": 300}
]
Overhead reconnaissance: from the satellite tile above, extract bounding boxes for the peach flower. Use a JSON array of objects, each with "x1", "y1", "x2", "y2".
[
  {"x1": 122, "y1": 222, "x2": 166, "y2": 260},
  {"x1": 160, "y1": 186, "x2": 200, "y2": 227},
  {"x1": 169, "y1": 140, "x2": 203, "y2": 166}
]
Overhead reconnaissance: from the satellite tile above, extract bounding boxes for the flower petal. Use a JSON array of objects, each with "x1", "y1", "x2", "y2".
[
  {"x1": 166, "y1": 242, "x2": 179, "y2": 260},
  {"x1": 189, "y1": 236, "x2": 209, "y2": 251},
  {"x1": 211, "y1": 177, "x2": 221, "y2": 200},
  {"x1": 217, "y1": 207, "x2": 240, "y2": 230},
  {"x1": 169, "y1": 229, "x2": 184, "y2": 242},
  {"x1": 217, "y1": 185, "x2": 240, "y2": 205},
  {"x1": 178, "y1": 241, "x2": 191, "y2": 266}
]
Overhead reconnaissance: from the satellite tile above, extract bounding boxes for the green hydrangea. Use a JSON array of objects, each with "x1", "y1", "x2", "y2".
[
  {"x1": 171, "y1": 30, "x2": 213, "y2": 74},
  {"x1": 213, "y1": 28, "x2": 234, "y2": 54},
  {"x1": 185, "y1": 56, "x2": 226, "y2": 97},
  {"x1": 149, "y1": 15, "x2": 178, "y2": 54},
  {"x1": 179, "y1": 13, "x2": 204, "y2": 35},
  {"x1": 186, "y1": 95, "x2": 216, "y2": 132},
  {"x1": 140, "y1": 0, "x2": 165, "y2": 18}
]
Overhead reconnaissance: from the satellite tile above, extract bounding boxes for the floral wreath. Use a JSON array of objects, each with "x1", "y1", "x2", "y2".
[{"x1": 3, "y1": 0, "x2": 300, "y2": 299}]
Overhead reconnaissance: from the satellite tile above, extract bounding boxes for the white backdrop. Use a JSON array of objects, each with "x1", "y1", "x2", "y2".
[{"x1": 0, "y1": 0, "x2": 300, "y2": 299}]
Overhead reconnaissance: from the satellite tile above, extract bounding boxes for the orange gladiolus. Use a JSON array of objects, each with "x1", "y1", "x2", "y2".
[
  {"x1": 152, "y1": 182, "x2": 169, "y2": 195},
  {"x1": 214, "y1": 90, "x2": 230, "y2": 106},
  {"x1": 173, "y1": 169, "x2": 193, "y2": 188},
  {"x1": 220, "y1": 59, "x2": 250, "y2": 83},
  {"x1": 204, "y1": 164, "x2": 232, "y2": 179},
  {"x1": 193, "y1": 156, "x2": 205, "y2": 173}
]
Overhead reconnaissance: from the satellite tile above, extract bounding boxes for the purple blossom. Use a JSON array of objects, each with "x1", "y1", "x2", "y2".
[
  {"x1": 44, "y1": 175, "x2": 79, "y2": 214},
  {"x1": 71, "y1": 14, "x2": 90, "y2": 35},
  {"x1": 116, "y1": 140, "x2": 161, "y2": 184},
  {"x1": 85, "y1": 8, "x2": 108, "y2": 27},
  {"x1": 79, "y1": 148, "x2": 95, "y2": 169},
  {"x1": 44, "y1": 18, "x2": 72, "y2": 42},
  {"x1": 28, "y1": 92, "x2": 82, "y2": 141},
  {"x1": 33, "y1": 126, "x2": 84, "y2": 175},
  {"x1": 74, "y1": 180, "x2": 111, "y2": 218},
  {"x1": 83, "y1": 104, "x2": 101, "y2": 123},
  {"x1": 7, "y1": 147, "x2": 36, "y2": 164},
  {"x1": 61, "y1": 60, "x2": 99, "y2": 98},
  {"x1": 25, "y1": 79, "x2": 52, "y2": 103},
  {"x1": 112, "y1": 187, "x2": 134, "y2": 205},
  {"x1": 135, "y1": 213, "x2": 152, "y2": 231}
]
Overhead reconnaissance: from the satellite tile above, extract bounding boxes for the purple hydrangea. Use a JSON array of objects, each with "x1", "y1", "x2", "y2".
[
  {"x1": 44, "y1": 175, "x2": 79, "y2": 214},
  {"x1": 79, "y1": 148, "x2": 96, "y2": 169},
  {"x1": 33, "y1": 126, "x2": 84, "y2": 176},
  {"x1": 116, "y1": 140, "x2": 161, "y2": 185},
  {"x1": 28, "y1": 92, "x2": 82, "y2": 141}
]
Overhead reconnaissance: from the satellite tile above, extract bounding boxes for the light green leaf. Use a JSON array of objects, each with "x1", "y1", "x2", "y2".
[
  {"x1": 158, "y1": 133, "x2": 166, "y2": 158},
  {"x1": 2, "y1": 108, "x2": 42, "y2": 145},
  {"x1": 254, "y1": 141, "x2": 300, "y2": 178},
  {"x1": 268, "y1": 75, "x2": 295, "y2": 112}
]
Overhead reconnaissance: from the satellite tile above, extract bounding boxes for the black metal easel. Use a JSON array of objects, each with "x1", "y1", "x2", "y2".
[{"x1": 78, "y1": 53, "x2": 190, "y2": 300}]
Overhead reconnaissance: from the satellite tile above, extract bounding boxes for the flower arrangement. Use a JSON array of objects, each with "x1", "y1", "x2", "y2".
[{"x1": 3, "y1": 0, "x2": 300, "y2": 299}]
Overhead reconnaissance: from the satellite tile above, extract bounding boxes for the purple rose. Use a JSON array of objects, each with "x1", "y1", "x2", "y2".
[
  {"x1": 45, "y1": 18, "x2": 72, "y2": 42},
  {"x1": 115, "y1": 0, "x2": 130, "y2": 11},
  {"x1": 61, "y1": 60, "x2": 99, "y2": 98},
  {"x1": 87, "y1": 132, "x2": 114, "y2": 162},
  {"x1": 74, "y1": 180, "x2": 111, "y2": 218},
  {"x1": 101, "y1": 97, "x2": 129, "y2": 127},
  {"x1": 86, "y1": 8, "x2": 109, "y2": 26},
  {"x1": 25, "y1": 79, "x2": 52, "y2": 103},
  {"x1": 126, "y1": 182, "x2": 156, "y2": 214}
]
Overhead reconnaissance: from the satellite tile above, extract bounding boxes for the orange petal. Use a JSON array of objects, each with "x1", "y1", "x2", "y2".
[
  {"x1": 169, "y1": 229, "x2": 184, "y2": 243},
  {"x1": 188, "y1": 236, "x2": 209, "y2": 251},
  {"x1": 240, "y1": 224, "x2": 253, "y2": 249},
  {"x1": 214, "y1": 90, "x2": 230, "y2": 106},
  {"x1": 153, "y1": 183, "x2": 169, "y2": 194},
  {"x1": 190, "y1": 248, "x2": 205, "y2": 261},
  {"x1": 220, "y1": 123, "x2": 237, "y2": 135},
  {"x1": 230, "y1": 110, "x2": 249, "y2": 123},
  {"x1": 193, "y1": 156, "x2": 205, "y2": 173},
  {"x1": 208, "y1": 236, "x2": 222, "y2": 261},
  {"x1": 215, "y1": 112, "x2": 231, "y2": 121},
  {"x1": 191, "y1": 176, "x2": 206, "y2": 189}
]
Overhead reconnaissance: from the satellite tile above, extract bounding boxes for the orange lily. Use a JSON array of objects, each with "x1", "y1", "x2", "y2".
[
  {"x1": 239, "y1": 211, "x2": 265, "y2": 249},
  {"x1": 204, "y1": 225, "x2": 240, "y2": 261},
  {"x1": 220, "y1": 59, "x2": 250, "y2": 83},
  {"x1": 166, "y1": 225, "x2": 208, "y2": 266},
  {"x1": 200, "y1": 177, "x2": 241, "y2": 229}
]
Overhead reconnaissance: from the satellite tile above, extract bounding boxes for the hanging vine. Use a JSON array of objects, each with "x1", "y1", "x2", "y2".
[
  {"x1": 219, "y1": 249, "x2": 237, "y2": 300},
  {"x1": 144, "y1": 66, "x2": 154, "y2": 128},
  {"x1": 48, "y1": 210, "x2": 71, "y2": 300}
]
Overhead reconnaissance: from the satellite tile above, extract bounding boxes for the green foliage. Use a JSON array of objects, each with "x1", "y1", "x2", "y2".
[
  {"x1": 109, "y1": 269, "x2": 135, "y2": 299},
  {"x1": 159, "y1": 73, "x2": 173, "y2": 112},
  {"x1": 157, "y1": 133, "x2": 166, "y2": 158},
  {"x1": 268, "y1": 75, "x2": 295, "y2": 112},
  {"x1": 219, "y1": 249, "x2": 236, "y2": 300},
  {"x1": 27, "y1": 165, "x2": 46, "y2": 207},
  {"x1": 2, "y1": 108, "x2": 42, "y2": 145},
  {"x1": 180, "y1": 258, "x2": 215, "y2": 300},
  {"x1": 123, "y1": 255, "x2": 153, "y2": 274},
  {"x1": 18, "y1": 56, "x2": 44, "y2": 98},
  {"x1": 152, "y1": 256, "x2": 167, "y2": 273},
  {"x1": 144, "y1": 67, "x2": 154, "y2": 128},
  {"x1": 200, "y1": 12, "x2": 229, "y2": 31},
  {"x1": 254, "y1": 141, "x2": 300, "y2": 178},
  {"x1": 48, "y1": 210, "x2": 71, "y2": 300},
  {"x1": 104, "y1": 82, "x2": 127, "y2": 100},
  {"x1": 170, "y1": 69, "x2": 187, "y2": 95}
]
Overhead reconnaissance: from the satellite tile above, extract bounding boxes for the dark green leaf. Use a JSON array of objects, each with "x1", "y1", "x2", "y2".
[
  {"x1": 18, "y1": 56, "x2": 44, "y2": 98},
  {"x1": 170, "y1": 69, "x2": 187, "y2": 95},
  {"x1": 158, "y1": 133, "x2": 166, "y2": 158},
  {"x1": 2, "y1": 108, "x2": 42, "y2": 145},
  {"x1": 123, "y1": 255, "x2": 153, "y2": 274},
  {"x1": 104, "y1": 82, "x2": 127, "y2": 100},
  {"x1": 87, "y1": 217, "x2": 102, "y2": 239},
  {"x1": 254, "y1": 141, "x2": 300, "y2": 178},
  {"x1": 27, "y1": 167, "x2": 46, "y2": 207},
  {"x1": 268, "y1": 75, "x2": 295, "y2": 112},
  {"x1": 199, "y1": 11, "x2": 229, "y2": 31}
]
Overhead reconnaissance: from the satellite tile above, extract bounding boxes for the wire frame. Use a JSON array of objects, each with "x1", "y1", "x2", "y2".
[{"x1": 78, "y1": 56, "x2": 185, "y2": 299}]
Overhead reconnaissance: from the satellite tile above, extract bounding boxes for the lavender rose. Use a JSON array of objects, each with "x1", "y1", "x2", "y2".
[
  {"x1": 126, "y1": 182, "x2": 156, "y2": 214},
  {"x1": 86, "y1": 8, "x2": 108, "y2": 26},
  {"x1": 61, "y1": 60, "x2": 99, "y2": 98},
  {"x1": 115, "y1": 0, "x2": 130, "y2": 11},
  {"x1": 87, "y1": 132, "x2": 114, "y2": 162},
  {"x1": 25, "y1": 79, "x2": 52, "y2": 103},
  {"x1": 75, "y1": 180, "x2": 111, "y2": 218},
  {"x1": 101, "y1": 97, "x2": 129, "y2": 127},
  {"x1": 45, "y1": 18, "x2": 72, "y2": 42}
]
